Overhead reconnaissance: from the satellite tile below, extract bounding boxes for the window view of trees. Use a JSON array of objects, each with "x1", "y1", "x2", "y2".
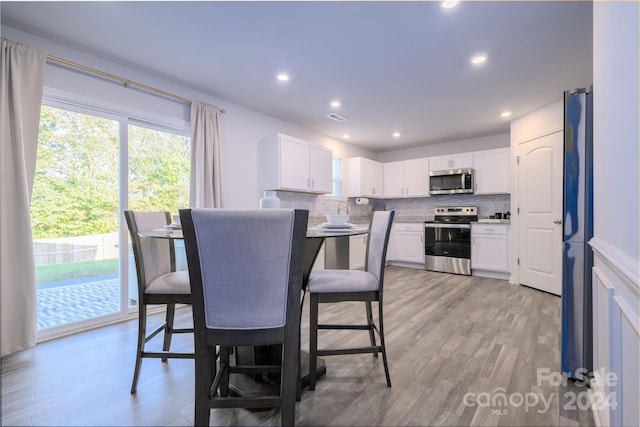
[
  {"x1": 32, "y1": 106, "x2": 120, "y2": 239},
  {"x1": 31, "y1": 106, "x2": 190, "y2": 239},
  {"x1": 128, "y1": 124, "x2": 190, "y2": 214}
]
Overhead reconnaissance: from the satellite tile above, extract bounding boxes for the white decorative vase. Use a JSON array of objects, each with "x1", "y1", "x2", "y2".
[{"x1": 259, "y1": 191, "x2": 281, "y2": 208}]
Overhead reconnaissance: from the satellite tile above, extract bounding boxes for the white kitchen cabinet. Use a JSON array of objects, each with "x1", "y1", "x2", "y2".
[
  {"x1": 383, "y1": 158, "x2": 429, "y2": 198},
  {"x1": 309, "y1": 144, "x2": 333, "y2": 193},
  {"x1": 471, "y1": 223, "x2": 509, "y2": 274},
  {"x1": 349, "y1": 234, "x2": 367, "y2": 270},
  {"x1": 383, "y1": 161, "x2": 404, "y2": 198},
  {"x1": 473, "y1": 148, "x2": 511, "y2": 195},
  {"x1": 388, "y1": 223, "x2": 424, "y2": 266},
  {"x1": 346, "y1": 157, "x2": 384, "y2": 198},
  {"x1": 258, "y1": 133, "x2": 332, "y2": 194},
  {"x1": 429, "y1": 153, "x2": 473, "y2": 172}
]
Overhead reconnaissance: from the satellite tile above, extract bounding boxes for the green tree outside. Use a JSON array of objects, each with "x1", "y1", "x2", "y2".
[{"x1": 31, "y1": 105, "x2": 190, "y2": 240}]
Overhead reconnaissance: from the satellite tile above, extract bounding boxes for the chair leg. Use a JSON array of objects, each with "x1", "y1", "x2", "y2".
[
  {"x1": 281, "y1": 322, "x2": 299, "y2": 426},
  {"x1": 219, "y1": 346, "x2": 230, "y2": 397},
  {"x1": 194, "y1": 347, "x2": 213, "y2": 427},
  {"x1": 365, "y1": 301, "x2": 378, "y2": 358},
  {"x1": 162, "y1": 303, "x2": 176, "y2": 362},
  {"x1": 295, "y1": 333, "x2": 302, "y2": 401},
  {"x1": 378, "y1": 301, "x2": 391, "y2": 387},
  {"x1": 308, "y1": 293, "x2": 319, "y2": 391},
  {"x1": 130, "y1": 304, "x2": 147, "y2": 394}
]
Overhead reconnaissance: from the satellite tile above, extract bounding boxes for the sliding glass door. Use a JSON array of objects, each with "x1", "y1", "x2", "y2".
[{"x1": 32, "y1": 103, "x2": 189, "y2": 339}]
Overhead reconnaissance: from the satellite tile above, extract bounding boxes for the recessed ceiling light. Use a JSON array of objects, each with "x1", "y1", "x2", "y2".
[
  {"x1": 501, "y1": 111, "x2": 512, "y2": 118},
  {"x1": 441, "y1": 0, "x2": 459, "y2": 9},
  {"x1": 330, "y1": 100, "x2": 341, "y2": 108},
  {"x1": 343, "y1": 134, "x2": 350, "y2": 139},
  {"x1": 470, "y1": 54, "x2": 488, "y2": 65},
  {"x1": 392, "y1": 132, "x2": 401, "y2": 138},
  {"x1": 276, "y1": 73, "x2": 289, "y2": 82}
]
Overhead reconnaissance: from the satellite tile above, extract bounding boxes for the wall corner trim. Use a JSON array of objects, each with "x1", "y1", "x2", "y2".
[{"x1": 589, "y1": 237, "x2": 639, "y2": 293}]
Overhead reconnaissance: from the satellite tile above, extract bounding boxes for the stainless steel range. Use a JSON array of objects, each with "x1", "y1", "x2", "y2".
[{"x1": 424, "y1": 206, "x2": 478, "y2": 275}]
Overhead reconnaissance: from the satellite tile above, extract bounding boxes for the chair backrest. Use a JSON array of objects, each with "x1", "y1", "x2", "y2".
[
  {"x1": 124, "y1": 211, "x2": 175, "y2": 291},
  {"x1": 180, "y1": 208, "x2": 308, "y2": 332},
  {"x1": 365, "y1": 210, "x2": 395, "y2": 283}
]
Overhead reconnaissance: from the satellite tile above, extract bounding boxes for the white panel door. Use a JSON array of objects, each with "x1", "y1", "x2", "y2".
[{"x1": 517, "y1": 131, "x2": 563, "y2": 295}]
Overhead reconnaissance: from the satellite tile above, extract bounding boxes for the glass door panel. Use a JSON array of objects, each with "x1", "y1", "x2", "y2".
[
  {"x1": 32, "y1": 105, "x2": 121, "y2": 331},
  {"x1": 127, "y1": 124, "x2": 190, "y2": 307}
]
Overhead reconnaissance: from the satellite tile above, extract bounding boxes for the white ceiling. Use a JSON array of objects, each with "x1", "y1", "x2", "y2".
[{"x1": 1, "y1": 1, "x2": 593, "y2": 151}]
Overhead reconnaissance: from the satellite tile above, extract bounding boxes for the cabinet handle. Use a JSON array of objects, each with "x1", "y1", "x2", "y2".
[
  {"x1": 553, "y1": 219, "x2": 562, "y2": 225},
  {"x1": 311, "y1": 178, "x2": 315, "y2": 188}
]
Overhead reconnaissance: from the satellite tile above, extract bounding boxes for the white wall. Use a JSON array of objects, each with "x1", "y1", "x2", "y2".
[
  {"x1": 591, "y1": 2, "x2": 639, "y2": 427},
  {"x1": 2, "y1": 25, "x2": 376, "y2": 209},
  {"x1": 592, "y1": 4, "x2": 639, "y2": 261},
  {"x1": 375, "y1": 133, "x2": 509, "y2": 163}
]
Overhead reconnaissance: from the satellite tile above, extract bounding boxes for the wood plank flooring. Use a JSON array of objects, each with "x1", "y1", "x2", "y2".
[{"x1": 1, "y1": 266, "x2": 595, "y2": 426}]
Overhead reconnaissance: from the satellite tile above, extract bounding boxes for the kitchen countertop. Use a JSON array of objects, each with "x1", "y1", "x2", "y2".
[
  {"x1": 474, "y1": 219, "x2": 511, "y2": 224},
  {"x1": 311, "y1": 215, "x2": 511, "y2": 226}
]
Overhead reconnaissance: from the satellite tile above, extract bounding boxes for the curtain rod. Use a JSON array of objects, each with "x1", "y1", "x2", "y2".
[{"x1": 46, "y1": 54, "x2": 225, "y2": 113}]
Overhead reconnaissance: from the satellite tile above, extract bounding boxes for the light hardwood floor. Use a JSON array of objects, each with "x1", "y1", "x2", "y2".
[{"x1": 2, "y1": 266, "x2": 594, "y2": 426}]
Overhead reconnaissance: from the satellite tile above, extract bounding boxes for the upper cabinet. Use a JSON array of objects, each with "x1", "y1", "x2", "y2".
[
  {"x1": 383, "y1": 158, "x2": 429, "y2": 198},
  {"x1": 258, "y1": 133, "x2": 332, "y2": 194},
  {"x1": 472, "y1": 147, "x2": 511, "y2": 195},
  {"x1": 429, "y1": 153, "x2": 473, "y2": 171},
  {"x1": 347, "y1": 157, "x2": 383, "y2": 198}
]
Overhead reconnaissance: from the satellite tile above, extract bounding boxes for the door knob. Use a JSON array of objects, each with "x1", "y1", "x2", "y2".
[{"x1": 553, "y1": 219, "x2": 562, "y2": 225}]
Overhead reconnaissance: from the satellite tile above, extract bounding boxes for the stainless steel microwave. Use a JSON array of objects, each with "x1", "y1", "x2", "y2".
[{"x1": 429, "y1": 168, "x2": 474, "y2": 195}]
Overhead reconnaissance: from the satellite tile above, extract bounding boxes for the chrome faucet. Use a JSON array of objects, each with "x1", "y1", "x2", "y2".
[{"x1": 337, "y1": 201, "x2": 349, "y2": 215}]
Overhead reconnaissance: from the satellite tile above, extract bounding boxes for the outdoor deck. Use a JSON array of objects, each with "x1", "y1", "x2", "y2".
[{"x1": 37, "y1": 279, "x2": 120, "y2": 330}]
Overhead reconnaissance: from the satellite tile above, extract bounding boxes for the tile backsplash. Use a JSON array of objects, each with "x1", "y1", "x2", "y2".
[
  {"x1": 376, "y1": 194, "x2": 511, "y2": 221},
  {"x1": 275, "y1": 191, "x2": 510, "y2": 224}
]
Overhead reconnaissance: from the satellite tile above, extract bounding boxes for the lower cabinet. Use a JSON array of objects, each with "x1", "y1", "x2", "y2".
[
  {"x1": 387, "y1": 223, "x2": 424, "y2": 267},
  {"x1": 471, "y1": 223, "x2": 510, "y2": 278}
]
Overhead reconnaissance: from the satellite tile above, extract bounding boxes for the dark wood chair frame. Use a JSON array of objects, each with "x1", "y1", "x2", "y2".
[
  {"x1": 180, "y1": 208, "x2": 308, "y2": 427},
  {"x1": 124, "y1": 210, "x2": 194, "y2": 395},
  {"x1": 308, "y1": 210, "x2": 395, "y2": 390}
]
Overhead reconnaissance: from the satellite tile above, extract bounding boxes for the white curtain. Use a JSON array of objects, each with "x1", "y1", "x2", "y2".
[
  {"x1": 0, "y1": 39, "x2": 46, "y2": 356},
  {"x1": 189, "y1": 101, "x2": 223, "y2": 208}
]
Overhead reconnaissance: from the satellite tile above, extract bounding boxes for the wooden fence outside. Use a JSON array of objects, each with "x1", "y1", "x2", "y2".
[{"x1": 33, "y1": 232, "x2": 120, "y2": 266}]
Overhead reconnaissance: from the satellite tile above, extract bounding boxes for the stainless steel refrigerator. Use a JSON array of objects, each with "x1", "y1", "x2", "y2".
[{"x1": 561, "y1": 87, "x2": 594, "y2": 381}]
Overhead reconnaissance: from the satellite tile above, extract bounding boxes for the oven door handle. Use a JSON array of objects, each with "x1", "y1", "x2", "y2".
[{"x1": 424, "y1": 223, "x2": 471, "y2": 229}]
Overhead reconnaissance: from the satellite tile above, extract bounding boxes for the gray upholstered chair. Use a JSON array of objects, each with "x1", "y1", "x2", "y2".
[
  {"x1": 180, "y1": 208, "x2": 308, "y2": 427},
  {"x1": 307, "y1": 210, "x2": 395, "y2": 390},
  {"x1": 124, "y1": 210, "x2": 194, "y2": 394}
]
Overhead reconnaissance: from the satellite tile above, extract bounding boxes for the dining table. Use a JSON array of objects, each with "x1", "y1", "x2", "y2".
[
  {"x1": 138, "y1": 220, "x2": 370, "y2": 396},
  {"x1": 138, "y1": 223, "x2": 369, "y2": 291}
]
